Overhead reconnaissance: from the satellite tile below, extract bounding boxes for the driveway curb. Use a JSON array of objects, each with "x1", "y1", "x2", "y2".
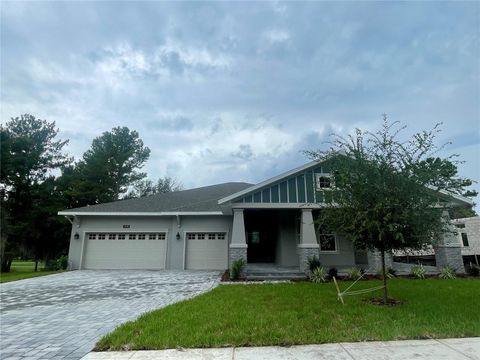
[{"x1": 80, "y1": 338, "x2": 480, "y2": 360}]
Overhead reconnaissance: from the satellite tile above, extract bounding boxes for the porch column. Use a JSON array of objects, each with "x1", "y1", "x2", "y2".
[
  {"x1": 435, "y1": 211, "x2": 465, "y2": 274},
  {"x1": 298, "y1": 209, "x2": 319, "y2": 274},
  {"x1": 230, "y1": 209, "x2": 247, "y2": 266}
]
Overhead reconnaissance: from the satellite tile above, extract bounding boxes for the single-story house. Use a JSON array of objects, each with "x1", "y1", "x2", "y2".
[{"x1": 59, "y1": 161, "x2": 473, "y2": 273}]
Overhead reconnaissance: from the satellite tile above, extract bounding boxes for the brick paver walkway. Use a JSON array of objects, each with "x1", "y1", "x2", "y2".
[{"x1": 0, "y1": 270, "x2": 220, "y2": 360}]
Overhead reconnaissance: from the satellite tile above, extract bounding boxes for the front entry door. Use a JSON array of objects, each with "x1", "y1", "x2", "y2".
[{"x1": 245, "y1": 210, "x2": 277, "y2": 263}]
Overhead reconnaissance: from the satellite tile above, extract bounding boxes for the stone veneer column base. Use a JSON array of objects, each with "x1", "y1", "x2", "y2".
[
  {"x1": 229, "y1": 246, "x2": 247, "y2": 267},
  {"x1": 435, "y1": 246, "x2": 465, "y2": 274},
  {"x1": 298, "y1": 246, "x2": 319, "y2": 274}
]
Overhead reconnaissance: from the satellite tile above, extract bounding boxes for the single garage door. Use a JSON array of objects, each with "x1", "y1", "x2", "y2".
[
  {"x1": 83, "y1": 232, "x2": 166, "y2": 270},
  {"x1": 185, "y1": 232, "x2": 228, "y2": 270}
]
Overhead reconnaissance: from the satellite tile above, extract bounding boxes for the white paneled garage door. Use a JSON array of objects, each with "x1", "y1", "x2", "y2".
[
  {"x1": 185, "y1": 232, "x2": 228, "y2": 270},
  {"x1": 83, "y1": 232, "x2": 167, "y2": 270}
]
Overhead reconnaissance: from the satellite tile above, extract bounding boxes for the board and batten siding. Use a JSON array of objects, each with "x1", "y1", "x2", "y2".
[{"x1": 234, "y1": 165, "x2": 337, "y2": 204}]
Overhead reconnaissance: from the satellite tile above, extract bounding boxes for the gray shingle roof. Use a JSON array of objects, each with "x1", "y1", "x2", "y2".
[{"x1": 62, "y1": 182, "x2": 253, "y2": 213}]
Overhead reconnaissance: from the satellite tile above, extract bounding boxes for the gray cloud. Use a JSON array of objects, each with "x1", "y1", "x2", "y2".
[{"x1": 1, "y1": 1, "x2": 478, "y2": 206}]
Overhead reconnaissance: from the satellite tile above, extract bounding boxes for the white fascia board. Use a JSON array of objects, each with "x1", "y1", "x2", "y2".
[
  {"x1": 231, "y1": 203, "x2": 336, "y2": 209},
  {"x1": 57, "y1": 211, "x2": 224, "y2": 216},
  {"x1": 439, "y1": 190, "x2": 474, "y2": 206},
  {"x1": 218, "y1": 160, "x2": 321, "y2": 204}
]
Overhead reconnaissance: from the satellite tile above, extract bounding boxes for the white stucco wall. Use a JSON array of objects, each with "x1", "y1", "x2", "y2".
[
  {"x1": 276, "y1": 212, "x2": 299, "y2": 267},
  {"x1": 318, "y1": 234, "x2": 356, "y2": 268},
  {"x1": 452, "y1": 216, "x2": 480, "y2": 256},
  {"x1": 67, "y1": 215, "x2": 232, "y2": 270}
]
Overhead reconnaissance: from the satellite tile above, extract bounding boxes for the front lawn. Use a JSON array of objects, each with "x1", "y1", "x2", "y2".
[
  {"x1": 96, "y1": 278, "x2": 480, "y2": 351},
  {"x1": 0, "y1": 260, "x2": 61, "y2": 283}
]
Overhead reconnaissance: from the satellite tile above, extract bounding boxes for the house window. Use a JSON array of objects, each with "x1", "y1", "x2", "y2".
[
  {"x1": 197, "y1": 233, "x2": 205, "y2": 240},
  {"x1": 88, "y1": 233, "x2": 96, "y2": 240},
  {"x1": 98, "y1": 234, "x2": 106, "y2": 240},
  {"x1": 138, "y1": 234, "x2": 146, "y2": 240},
  {"x1": 158, "y1": 233, "x2": 166, "y2": 240},
  {"x1": 461, "y1": 233, "x2": 469, "y2": 247},
  {"x1": 208, "y1": 233, "x2": 216, "y2": 240},
  {"x1": 149, "y1": 234, "x2": 157, "y2": 240},
  {"x1": 315, "y1": 174, "x2": 333, "y2": 190},
  {"x1": 118, "y1": 234, "x2": 125, "y2": 240},
  {"x1": 108, "y1": 234, "x2": 116, "y2": 240},
  {"x1": 456, "y1": 223, "x2": 466, "y2": 228},
  {"x1": 129, "y1": 234, "x2": 136, "y2": 240},
  {"x1": 217, "y1": 233, "x2": 225, "y2": 240},
  {"x1": 317, "y1": 225, "x2": 337, "y2": 252},
  {"x1": 187, "y1": 233, "x2": 196, "y2": 240}
]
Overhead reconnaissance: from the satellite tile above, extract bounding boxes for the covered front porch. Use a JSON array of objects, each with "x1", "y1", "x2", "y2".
[{"x1": 229, "y1": 208, "x2": 361, "y2": 273}]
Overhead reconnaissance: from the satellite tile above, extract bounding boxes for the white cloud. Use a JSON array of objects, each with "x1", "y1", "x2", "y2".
[{"x1": 263, "y1": 29, "x2": 290, "y2": 44}]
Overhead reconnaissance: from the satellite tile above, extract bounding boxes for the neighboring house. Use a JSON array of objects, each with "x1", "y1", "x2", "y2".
[
  {"x1": 59, "y1": 161, "x2": 472, "y2": 273},
  {"x1": 452, "y1": 216, "x2": 480, "y2": 266}
]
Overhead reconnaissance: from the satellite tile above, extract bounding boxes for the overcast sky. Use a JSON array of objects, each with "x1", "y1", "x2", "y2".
[{"x1": 1, "y1": 1, "x2": 479, "y2": 206}]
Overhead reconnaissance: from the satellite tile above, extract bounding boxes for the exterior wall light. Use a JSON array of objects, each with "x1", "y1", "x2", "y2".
[
  {"x1": 176, "y1": 232, "x2": 181, "y2": 240},
  {"x1": 74, "y1": 233, "x2": 80, "y2": 240}
]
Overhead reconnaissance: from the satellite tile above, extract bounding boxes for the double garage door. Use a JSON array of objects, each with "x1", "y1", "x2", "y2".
[
  {"x1": 83, "y1": 231, "x2": 228, "y2": 270},
  {"x1": 83, "y1": 232, "x2": 167, "y2": 270}
]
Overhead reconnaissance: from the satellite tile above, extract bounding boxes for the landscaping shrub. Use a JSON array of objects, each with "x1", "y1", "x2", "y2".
[
  {"x1": 466, "y1": 263, "x2": 480, "y2": 277},
  {"x1": 411, "y1": 264, "x2": 426, "y2": 279},
  {"x1": 328, "y1": 267, "x2": 338, "y2": 279},
  {"x1": 347, "y1": 267, "x2": 362, "y2": 280},
  {"x1": 44, "y1": 255, "x2": 68, "y2": 271},
  {"x1": 376, "y1": 267, "x2": 396, "y2": 279},
  {"x1": 230, "y1": 258, "x2": 245, "y2": 280},
  {"x1": 44, "y1": 259, "x2": 58, "y2": 271},
  {"x1": 310, "y1": 267, "x2": 328, "y2": 283},
  {"x1": 307, "y1": 255, "x2": 321, "y2": 273},
  {"x1": 57, "y1": 255, "x2": 68, "y2": 270},
  {"x1": 439, "y1": 265, "x2": 456, "y2": 279}
]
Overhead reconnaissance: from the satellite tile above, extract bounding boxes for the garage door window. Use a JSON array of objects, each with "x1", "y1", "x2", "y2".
[
  {"x1": 187, "y1": 232, "x2": 227, "y2": 240},
  {"x1": 87, "y1": 232, "x2": 167, "y2": 241}
]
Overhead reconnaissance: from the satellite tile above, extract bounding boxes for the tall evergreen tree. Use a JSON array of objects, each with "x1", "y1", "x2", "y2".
[
  {"x1": 0, "y1": 115, "x2": 71, "y2": 271},
  {"x1": 61, "y1": 126, "x2": 151, "y2": 207}
]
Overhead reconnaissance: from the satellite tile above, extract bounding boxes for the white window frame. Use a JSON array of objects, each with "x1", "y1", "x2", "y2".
[
  {"x1": 315, "y1": 173, "x2": 334, "y2": 191},
  {"x1": 315, "y1": 224, "x2": 338, "y2": 253}
]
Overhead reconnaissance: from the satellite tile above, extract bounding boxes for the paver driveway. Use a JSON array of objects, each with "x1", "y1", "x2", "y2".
[{"x1": 0, "y1": 270, "x2": 220, "y2": 360}]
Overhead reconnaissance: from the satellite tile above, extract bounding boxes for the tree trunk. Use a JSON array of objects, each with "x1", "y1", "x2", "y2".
[
  {"x1": 1, "y1": 253, "x2": 13, "y2": 273},
  {"x1": 381, "y1": 249, "x2": 388, "y2": 305}
]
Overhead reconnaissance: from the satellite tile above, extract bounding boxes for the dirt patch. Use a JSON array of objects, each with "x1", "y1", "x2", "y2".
[{"x1": 364, "y1": 297, "x2": 404, "y2": 306}]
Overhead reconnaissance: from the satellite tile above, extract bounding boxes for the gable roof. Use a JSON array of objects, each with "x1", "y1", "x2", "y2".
[
  {"x1": 58, "y1": 182, "x2": 253, "y2": 216},
  {"x1": 218, "y1": 161, "x2": 474, "y2": 207},
  {"x1": 218, "y1": 161, "x2": 320, "y2": 204}
]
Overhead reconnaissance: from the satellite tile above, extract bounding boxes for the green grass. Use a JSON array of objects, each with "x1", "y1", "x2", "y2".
[
  {"x1": 96, "y1": 278, "x2": 480, "y2": 351},
  {"x1": 0, "y1": 260, "x2": 61, "y2": 283}
]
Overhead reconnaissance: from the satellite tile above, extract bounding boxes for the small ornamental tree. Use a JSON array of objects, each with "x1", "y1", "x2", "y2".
[{"x1": 306, "y1": 116, "x2": 477, "y2": 304}]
